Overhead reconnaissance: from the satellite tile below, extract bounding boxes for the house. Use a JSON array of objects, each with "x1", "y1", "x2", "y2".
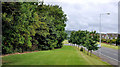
[{"x1": 101, "y1": 33, "x2": 118, "y2": 40}]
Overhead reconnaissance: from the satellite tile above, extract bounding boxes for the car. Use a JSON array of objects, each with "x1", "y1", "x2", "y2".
[{"x1": 97, "y1": 44, "x2": 101, "y2": 48}]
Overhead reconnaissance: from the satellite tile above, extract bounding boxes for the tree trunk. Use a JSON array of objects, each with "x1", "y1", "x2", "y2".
[
  {"x1": 90, "y1": 50, "x2": 92, "y2": 56},
  {"x1": 87, "y1": 50, "x2": 89, "y2": 55},
  {"x1": 84, "y1": 48, "x2": 85, "y2": 53},
  {"x1": 22, "y1": 46, "x2": 24, "y2": 53},
  {"x1": 116, "y1": 43, "x2": 117, "y2": 46}
]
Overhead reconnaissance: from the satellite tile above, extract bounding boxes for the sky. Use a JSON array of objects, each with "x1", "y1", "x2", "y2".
[{"x1": 41, "y1": 0, "x2": 119, "y2": 33}]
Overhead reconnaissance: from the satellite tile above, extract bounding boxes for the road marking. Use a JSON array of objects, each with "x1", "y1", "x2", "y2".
[
  {"x1": 96, "y1": 50, "x2": 118, "y2": 56},
  {"x1": 94, "y1": 51, "x2": 119, "y2": 61},
  {"x1": 101, "y1": 47, "x2": 118, "y2": 54},
  {"x1": 100, "y1": 53, "x2": 120, "y2": 62},
  {"x1": 102, "y1": 51, "x2": 118, "y2": 56},
  {"x1": 94, "y1": 51, "x2": 119, "y2": 62}
]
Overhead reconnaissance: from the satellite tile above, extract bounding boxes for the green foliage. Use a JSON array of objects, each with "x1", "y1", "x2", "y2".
[
  {"x1": 106, "y1": 39, "x2": 110, "y2": 44},
  {"x1": 69, "y1": 30, "x2": 99, "y2": 55},
  {"x1": 116, "y1": 35, "x2": 120, "y2": 46},
  {"x1": 101, "y1": 36, "x2": 119, "y2": 46},
  {"x1": 101, "y1": 39, "x2": 106, "y2": 42},
  {"x1": 85, "y1": 31, "x2": 98, "y2": 51},
  {"x1": 111, "y1": 39, "x2": 116, "y2": 44},
  {"x1": 2, "y1": 2, "x2": 67, "y2": 54}
]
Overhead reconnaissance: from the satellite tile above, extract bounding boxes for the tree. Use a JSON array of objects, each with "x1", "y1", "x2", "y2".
[
  {"x1": 69, "y1": 30, "x2": 99, "y2": 56},
  {"x1": 116, "y1": 35, "x2": 120, "y2": 46},
  {"x1": 85, "y1": 31, "x2": 99, "y2": 56},
  {"x1": 75, "y1": 30, "x2": 88, "y2": 52},
  {"x1": 68, "y1": 31, "x2": 76, "y2": 45},
  {"x1": 36, "y1": 3, "x2": 67, "y2": 49},
  {"x1": 2, "y1": 2, "x2": 67, "y2": 54}
]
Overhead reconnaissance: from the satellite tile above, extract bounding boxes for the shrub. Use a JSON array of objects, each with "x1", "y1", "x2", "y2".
[
  {"x1": 101, "y1": 39, "x2": 106, "y2": 43},
  {"x1": 80, "y1": 47, "x2": 83, "y2": 51},
  {"x1": 112, "y1": 39, "x2": 116, "y2": 44},
  {"x1": 106, "y1": 39, "x2": 110, "y2": 44}
]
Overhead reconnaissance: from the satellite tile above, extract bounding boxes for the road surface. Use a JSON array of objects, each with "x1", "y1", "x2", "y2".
[
  {"x1": 93, "y1": 47, "x2": 120, "y2": 65},
  {"x1": 94, "y1": 47, "x2": 118, "y2": 61}
]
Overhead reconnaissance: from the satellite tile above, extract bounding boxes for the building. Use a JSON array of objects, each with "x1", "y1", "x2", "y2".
[{"x1": 101, "y1": 33, "x2": 118, "y2": 40}]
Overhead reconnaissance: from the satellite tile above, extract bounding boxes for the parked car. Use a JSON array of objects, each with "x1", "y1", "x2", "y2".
[{"x1": 97, "y1": 44, "x2": 101, "y2": 48}]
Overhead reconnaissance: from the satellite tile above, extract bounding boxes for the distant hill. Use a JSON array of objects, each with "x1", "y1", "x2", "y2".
[{"x1": 65, "y1": 30, "x2": 76, "y2": 37}]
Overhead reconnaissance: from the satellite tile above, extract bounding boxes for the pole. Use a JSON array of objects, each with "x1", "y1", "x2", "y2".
[
  {"x1": 99, "y1": 14, "x2": 102, "y2": 57},
  {"x1": 100, "y1": 14, "x2": 101, "y2": 55},
  {"x1": 99, "y1": 13, "x2": 110, "y2": 56}
]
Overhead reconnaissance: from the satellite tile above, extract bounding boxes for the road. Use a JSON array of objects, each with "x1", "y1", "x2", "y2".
[
  {"x1": 94, "y1": 47, "x2": 119, "y2": 61},
  {"x1": 93, "y1": 47, "x2": 120, "y2": 65},
  {"x1": 64, "y1": 44, "x2": 119, "y2": 65}
]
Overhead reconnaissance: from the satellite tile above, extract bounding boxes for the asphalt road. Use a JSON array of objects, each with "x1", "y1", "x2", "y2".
[
  {"x1": 93, "y1": 47, "x2": 120, "y2": 65},
  {"x1": 94, "y1": 47, "x2": 119, "y2": 61}
]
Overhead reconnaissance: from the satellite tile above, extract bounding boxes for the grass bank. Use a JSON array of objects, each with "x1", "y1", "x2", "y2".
[{"x1": 2, "y1": 45, "x2": 110, "y2": 65}]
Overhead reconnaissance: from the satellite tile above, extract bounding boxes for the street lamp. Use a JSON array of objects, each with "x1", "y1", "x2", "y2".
[{"x1": 99, "y1": 13, "x2": 110, "y2": 55}]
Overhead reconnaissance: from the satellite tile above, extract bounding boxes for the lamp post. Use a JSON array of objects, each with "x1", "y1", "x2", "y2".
[{"x1": 99, "y1": 13, "x2": 110, "y2": 55}]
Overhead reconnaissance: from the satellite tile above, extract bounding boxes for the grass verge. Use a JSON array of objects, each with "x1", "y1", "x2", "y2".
[
  {"x1": 97, "y1": 42, "x2": 119, "y2": 50},
  {"x1": 2, "y1": 45, "x2": 110, "y2": 65}
]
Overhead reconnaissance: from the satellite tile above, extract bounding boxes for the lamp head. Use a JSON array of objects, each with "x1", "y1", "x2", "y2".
[{"x1": 107, "y1": 13, "x2": 110, "y2": 15}]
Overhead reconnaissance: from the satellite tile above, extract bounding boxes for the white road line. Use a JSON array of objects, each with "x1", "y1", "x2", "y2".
[
  {"x1": 101, "y1": 47, "x2": 118, "y2": 54},
  {"x1": 97, "y1": 50, "x2": 118, "y2": 56},
  {"x1": 100, "y1": 53, "x2": 120, "y2": 62},
  {"x1": 101, "y1": 51, "x2": 118, "y2": 56},
  {"x1": 94, "y1": 51, "x2": 119, "y2": 62}
]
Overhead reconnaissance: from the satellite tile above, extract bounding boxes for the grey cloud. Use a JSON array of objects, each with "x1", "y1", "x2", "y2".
[{"x1": 44, "y1": 0, "x2": 119, "y2": 33}]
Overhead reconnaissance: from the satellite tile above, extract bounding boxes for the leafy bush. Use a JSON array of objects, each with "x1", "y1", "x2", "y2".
[
  {"x1": 106, "y1": 39, "x2": 110, "y2": 43},
  {"x1": 101, "y1": 39, "x2": 106, "y2": 42},
  {"x1": 2, "y1": 45, "x2": 13, "y2": 54},
  {"x1": 111, "y1": 39, "x2": 116, "y2": 44}
]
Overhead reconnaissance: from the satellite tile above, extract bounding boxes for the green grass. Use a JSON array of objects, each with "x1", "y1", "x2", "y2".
[
  {"x1": 2, "y1": 45, "x2": 110, "y2": 65},
  {"x1": 97, "y1": 42, "x2": 119, "y2": 50}
]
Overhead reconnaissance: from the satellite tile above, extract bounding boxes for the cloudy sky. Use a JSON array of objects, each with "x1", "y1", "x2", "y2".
[{"x1": 42, "y1": 0, "x2": 119, "y2": 33}]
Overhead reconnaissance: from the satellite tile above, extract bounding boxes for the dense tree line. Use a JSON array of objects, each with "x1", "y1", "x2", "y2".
[
  {"x1": 68, "y1": 30, "x2": 99, "y2": 56},
  {"x1": 2, "y1": 2, "x2": 67, "y2": 54}
]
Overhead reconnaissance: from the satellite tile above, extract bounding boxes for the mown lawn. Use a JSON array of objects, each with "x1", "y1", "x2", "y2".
[{"x1": 2, "y1": 45, "x2": 110, "y2": 65}]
